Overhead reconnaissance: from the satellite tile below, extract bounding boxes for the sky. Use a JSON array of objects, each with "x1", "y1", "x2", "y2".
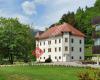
[{"x1": 0, "y1": 0, "x2": 96, "y2": 30}]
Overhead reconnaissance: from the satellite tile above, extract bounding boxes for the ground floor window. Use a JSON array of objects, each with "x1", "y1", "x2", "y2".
[
  {"x1": 79, "y1": 56, "x2": 82, "y2": 59},
  {"x1": 71, "y1": 56, "x2": 74, "y2": 59},
  {"x1": 55, "y1": 56, "x2": 57, "y2": 59},
  {"x1": 59, "y1": 56, "x2": 61, "y2": 59}
]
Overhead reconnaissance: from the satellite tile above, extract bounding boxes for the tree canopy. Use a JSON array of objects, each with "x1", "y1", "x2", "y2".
[{"x1": 0, "y1": 17, "x2": 35, "y2": 64}]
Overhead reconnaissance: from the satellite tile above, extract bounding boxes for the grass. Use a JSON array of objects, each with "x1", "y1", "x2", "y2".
[{"x1": 0, "y1": 65, "x2": 95, "y2": 80}]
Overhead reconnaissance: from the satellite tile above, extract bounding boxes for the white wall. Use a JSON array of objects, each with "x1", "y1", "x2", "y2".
[
  {"x1": 36, "y1": 35, "x2": 63, "y2": 62},
  {"x1": 70, "y1": 36, "x2": 84, "y2": 61}
]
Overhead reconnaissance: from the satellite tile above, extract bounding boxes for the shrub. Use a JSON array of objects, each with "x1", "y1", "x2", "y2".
[
  {"x1": 78, "y1": 70, "x2": 100, "y2": 80},
  {"x1": 81, "y1": 60, "x2": 96, "y2": 64},
  {"x1": 45, "y1": 57, "x2": 52, "y2": 63},
  {"x1": 78, "y1": 72, "x2": 93, "y2": 80}
]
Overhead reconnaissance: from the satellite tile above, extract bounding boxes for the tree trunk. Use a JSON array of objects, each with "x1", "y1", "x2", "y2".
[{"x1": 9, "y1": 53, "x2": 14, "y2": 64}]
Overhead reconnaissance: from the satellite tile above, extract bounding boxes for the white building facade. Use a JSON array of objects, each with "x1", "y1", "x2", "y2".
[{"x1": 35, "y1": 23, "x2": 85, "y2": 62}]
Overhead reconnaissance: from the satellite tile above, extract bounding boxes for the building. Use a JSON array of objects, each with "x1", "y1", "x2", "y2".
[
  {"x1": 92, "y1": 17, "x2": 100, "y2": 54},
  {"x1": 92, "y1": 17, "x2": 100, "y2": 65},
  {"x1": 35, "y1": 23, "x2": 85, "y2": 62}
]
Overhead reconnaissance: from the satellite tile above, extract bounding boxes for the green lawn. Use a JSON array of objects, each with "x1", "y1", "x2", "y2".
[{"x1": 0, "y1": 65, "x2": 94, "y2": 80}]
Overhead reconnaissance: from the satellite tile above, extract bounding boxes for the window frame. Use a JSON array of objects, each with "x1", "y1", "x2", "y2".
[
  {"x1": 48, "y1": 48, "x2": 51, "y2": 52},
  {"x1": 71, "y1": 38, "x2": 74, "y2": 43},
  {"x1": 71, "y1": 47, "x2": 74, "y2": 51},
  {"x1": 65, "y1": 38, "x2": 68, "y2": 42},
  {"x1": 65, "y1": 46, "x2": 68, "y2": 51}
]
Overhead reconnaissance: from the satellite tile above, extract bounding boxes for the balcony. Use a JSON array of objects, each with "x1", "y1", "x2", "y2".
[
  {"x1": 92, "y1": 31, "x2": 100, "y2": 38},
  {"x1": 92, "y1": 45, "x2": 100, "y2": 54}
]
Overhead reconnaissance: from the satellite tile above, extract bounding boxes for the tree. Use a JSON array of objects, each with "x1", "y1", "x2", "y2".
[
  {"x1": 59, "y1": 12, "x2": 76, "y2": 26},
  {"x1": 0, "y1": 17, "x2": 35, "y2": 64}
]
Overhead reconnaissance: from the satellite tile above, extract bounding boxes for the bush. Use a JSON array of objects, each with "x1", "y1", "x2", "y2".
[
  {"x1": 78, "y1": 72, "x2": 93, "y2": 80},
  {"x1": 81, "y1": 60, "x2": 96, "y2": 64},
  {"x1": 0, "y1": 59, "x2": 11, "y2": 65},
  {"x1": 45, "y1": 57, "x2": 52, "y2": 63},
  {"x1": 78, "y1": 70, "x2": 100, "y2": 80}
]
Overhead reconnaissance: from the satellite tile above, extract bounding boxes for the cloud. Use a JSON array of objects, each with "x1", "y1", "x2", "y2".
[
  {"x1": 0, "y1": 9, "x2": 31, "y2": 24},
  {"x1": 22, "y1": 1, "x2": 36, "y2": 15},
  {"x1": 22, "y1": 0, "x2": 48, "y2": 15},
  {"x1": 13, "y1": 14, "x2": 31, "y2": 24},
  {"x1": 34, "y1": 0, "x2": 48, "y2": 4}
]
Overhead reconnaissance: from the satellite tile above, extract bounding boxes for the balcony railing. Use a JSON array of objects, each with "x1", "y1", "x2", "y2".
[
  {"x1": 92, "y1": 31, "x2": 100, "y2": 38},
  {"x1": 92, "y1": 45, "x2": 100, "y2": 54}
]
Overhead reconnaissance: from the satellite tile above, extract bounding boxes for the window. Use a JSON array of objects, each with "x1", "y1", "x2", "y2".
[
  {"x1": 80, "y1": 48, "x2": 82, "y2": 52},
  {"x1": 44, "y1": 49, "x2": 45, "y2": 53},
  {"x1": 48, "y1": 48, "x2": 51, "y2": 52},
  {"x1": 55, "y1": 48, "x2": 57, "y2": 52},
  {"x1": 71, "y1": 56, "x2": 74, "y2": 59},
  {"x1": 71, "y1": 38, "x2": 74, "y2": 43},
  {"x1": 59, "y1": 39, "x2": 61, "y2": 43},
  {"x1": 48, "y1": 41, "x2": 51, "y2": 45},
  {"x1": 65, "y1": 38, "x2": 68, "y2": 42},
  {"x1": 55, "y1": 40, "x2": 57, "y2": 44},
  {"x1": 55, "y1": 56, "x2": 57, "y2": 59},
  {"x1": 44, "y1": 42, "x2": 45, "y2": 45},
  {"x1": 59, "y1": 47, "x2": 61, "y2": 52},
  {"x1": 50, "y1": 41, "x2": 51, "y2": 44},
  {"x1": 80, "y1": 56, "x2": 82, "y2": 59},
  {"x1": 59, "y1": 56, "x2": 61, "y2": 59},
  {"x1": 65, "y1": 46, "x2": 68, "y2": 51},
  {"x1": 71, "y1": 47, "x2": 74, "y2": 51},
  {"x1": 80, "y1": 40, "x2": 82, "y2": 44}
]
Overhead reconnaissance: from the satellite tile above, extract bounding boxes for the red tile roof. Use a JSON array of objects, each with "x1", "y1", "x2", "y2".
[{"x1": 35, "y1": 23, "x2": 85, "y2": 39}]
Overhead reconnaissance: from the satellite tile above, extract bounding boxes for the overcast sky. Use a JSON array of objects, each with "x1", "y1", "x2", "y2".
[{"x1": 0, "y1": 0, "x2": 96, "y2": 30}]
